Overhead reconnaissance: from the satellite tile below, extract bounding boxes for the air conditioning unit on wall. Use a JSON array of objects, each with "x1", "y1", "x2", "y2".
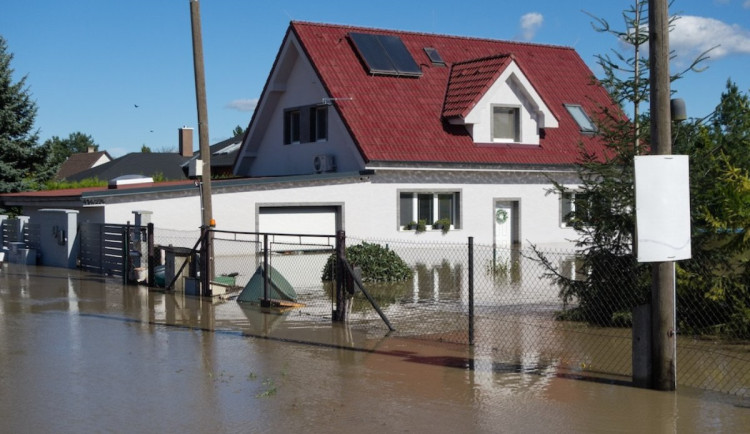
[{"x1": 313, "y1": 154, "x2": 336, "y2": 173}]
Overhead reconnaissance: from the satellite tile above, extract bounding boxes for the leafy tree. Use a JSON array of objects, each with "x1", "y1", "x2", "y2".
[
  {"x1": 232, "y1": 125, "x2": 244, "y2": 137},
  {"x1": 0, "y1": 35, "x2": 39, "y2": 194},
  {"x1": 673, "y1": 82, "x2": 750, "y2": 338},
  {"x1": 533, "y1": 2, "x2": 711, "y2": 326},
  {"x1": 141, "y1": 144, "x2": 152, "y2": 153},
  {"x1": 34, "y1": 131, "x2": 99, "y2": 183}
]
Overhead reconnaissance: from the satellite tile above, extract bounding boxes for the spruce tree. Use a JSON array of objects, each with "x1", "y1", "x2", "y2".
[{"x1": 0, "y1": 35, "x2": 39, "y2": 194}]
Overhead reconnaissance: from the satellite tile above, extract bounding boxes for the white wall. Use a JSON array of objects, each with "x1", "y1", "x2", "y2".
[
  {"x1": 91, "y1": 173, "x2": 578, "y2": 248},
  {"x1": 249, "y1": 36, "x2": 363, "y2": 177}
]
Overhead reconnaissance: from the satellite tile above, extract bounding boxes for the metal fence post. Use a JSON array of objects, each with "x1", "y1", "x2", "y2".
[
  {"x1": 468, "y1": 236, "x2": 474, "y2": 346},
  {"x1": 147, "y1": 223, "x2": 155, "y2": 286},
  {"x1": 333, "y1": 230, "x2": 346, "y2": 322},
  {"x1": 261, "y1": 233, "x2": 270, "y2": 307},
  {"x1": 122, "y1": 225, "x2": 129, "y2": 285}
]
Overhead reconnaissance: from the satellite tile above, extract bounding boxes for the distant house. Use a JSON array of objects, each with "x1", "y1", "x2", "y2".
[
  {"x1": 1, "y1": 22, "x2": 619, "y2": 250},
  {"x1": 55, "y1": 148, "x2": 112, "y2": 181},
  {"x1": 182, "y1": 132, "x2": 243, "y2": 179}
]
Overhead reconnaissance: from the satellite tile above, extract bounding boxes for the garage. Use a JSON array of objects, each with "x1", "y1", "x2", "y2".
[{"x1": 257, "y1": 206, "x2": 340, "y2": 236}]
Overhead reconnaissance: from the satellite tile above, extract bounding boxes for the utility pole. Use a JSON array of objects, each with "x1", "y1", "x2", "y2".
[
  {"x1": 189, "y1": 0, "x2": 214, "y2": 295},
  {"x1": 648, "y1": 0, "x2": 676, "y2": 391}
]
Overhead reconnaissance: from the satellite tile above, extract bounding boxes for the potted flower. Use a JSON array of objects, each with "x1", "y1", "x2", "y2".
[
  {"x1": 416, "y1": 219, "x2": 427, "y2": 233},
  {"x1": 433, "y1": 218, "x2": 451, "y2": 233},
  {"x1": 404, "y1": 221, "x2": 418, "y2": 230}
]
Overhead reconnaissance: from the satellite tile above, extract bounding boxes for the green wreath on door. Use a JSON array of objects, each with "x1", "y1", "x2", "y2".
[{"x1": 495, "y1": 208, "x2": 508, "y2": 224}]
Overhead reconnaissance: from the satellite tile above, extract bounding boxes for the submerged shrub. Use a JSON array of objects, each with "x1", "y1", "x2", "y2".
[{"x1": 321, "y1": 242, "x2": 413, "y2": 283}]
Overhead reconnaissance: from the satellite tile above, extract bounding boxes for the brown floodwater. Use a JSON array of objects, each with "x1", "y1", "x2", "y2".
[{"x1": 1, "y1": 263, "x2": 749, "y2": 433}]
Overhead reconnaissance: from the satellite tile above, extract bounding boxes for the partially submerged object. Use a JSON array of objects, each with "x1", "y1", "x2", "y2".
[{"x1": 237, "y1": 265, "x2": 299, "y2": 305}]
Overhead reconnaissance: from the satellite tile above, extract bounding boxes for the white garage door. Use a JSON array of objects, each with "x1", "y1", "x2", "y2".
[{"x1": 258, "y1": 206, "x2": 338, "y2": 236}]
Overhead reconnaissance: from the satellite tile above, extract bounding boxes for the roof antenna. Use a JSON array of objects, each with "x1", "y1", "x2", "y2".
[{"x1": 322, "y1": 97, "x2": 353, "y2": 105}]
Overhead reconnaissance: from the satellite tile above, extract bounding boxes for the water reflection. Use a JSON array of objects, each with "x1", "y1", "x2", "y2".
[{"x1": 2, "y1": 264, "x2": 750, "y2": 432}]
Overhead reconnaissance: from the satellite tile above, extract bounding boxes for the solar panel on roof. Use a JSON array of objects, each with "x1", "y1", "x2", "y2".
[
  {"x1": 377, "y1": 34, "x2": 422, "y2": 76},
  {"x1": 349, "y1": 32, "x2": 396, "y2": 75},
  {"x1": 423, "y1": 47, "x2": 445, "y2": 66},
  {"x1": 349, "y1": 32, "x2": 422, "y2": 77}
]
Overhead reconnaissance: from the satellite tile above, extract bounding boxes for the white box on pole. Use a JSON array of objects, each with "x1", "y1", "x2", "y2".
[{"x1": 635, "y1": 155, "x2": 691, "y2": 262}]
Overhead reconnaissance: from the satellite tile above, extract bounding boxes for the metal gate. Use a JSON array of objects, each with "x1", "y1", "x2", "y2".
[{"x1": 79, "y1": 223, "x2": 151, "y2": 278}]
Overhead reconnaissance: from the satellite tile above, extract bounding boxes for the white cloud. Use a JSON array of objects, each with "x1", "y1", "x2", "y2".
[
  {"x1": 518, "y1": 12, "x2": 543, "y2": 41},
  {"x1": 225, "y1": 98, "x2": 258, "y2": 112},
  {"x1": 671, "y1": 15, "x2": 750, "y2": 64},
  {"x1": 744, "y1": 0, "x2": 750, "y2": 9}
]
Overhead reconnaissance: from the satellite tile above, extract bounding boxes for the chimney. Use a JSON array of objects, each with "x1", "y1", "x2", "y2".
[
  {"x1": 179, "y1": 126, "x2": 194, "y2": 157},
  {"x1": 87, "y1": 146, "x2": 95, "y2": 153}
]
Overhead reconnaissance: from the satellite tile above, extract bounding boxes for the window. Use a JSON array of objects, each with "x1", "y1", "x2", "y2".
[
  {"x1": 284, "y1": 104, "x2": 328, "y2": 144},
  {"x1": 283, "y1": 109, "x2": 301, "y2": 144},
  {"x1": 309, "y1": 106, "x2": 328, "y2": 141},
  {"x1": 492, "y1": 106, "x2": 520, "y2": 142},
  {"x1": 561, "y1": 191, "x2": 592, "y2": 227},
  {"x1": 399, "y1": 191, "x2": 461, "y2": 229},
  {"x1": 565, "y1": 104, "x2": 596, "y2": 133}
]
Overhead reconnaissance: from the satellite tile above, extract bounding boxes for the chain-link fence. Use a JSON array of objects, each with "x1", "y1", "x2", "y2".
[{"x1": 151, "y1": 227, "x2": 750, "y2": 398}]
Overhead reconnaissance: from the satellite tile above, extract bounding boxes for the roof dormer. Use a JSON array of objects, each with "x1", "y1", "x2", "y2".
[{"x1": 443, "y1": 54, "x2": 558, "y2": 145}]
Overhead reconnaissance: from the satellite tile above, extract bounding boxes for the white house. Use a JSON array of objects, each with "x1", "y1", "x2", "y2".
[{"x1": 1, "y1": 22, "x2": 619, "y2": 250}]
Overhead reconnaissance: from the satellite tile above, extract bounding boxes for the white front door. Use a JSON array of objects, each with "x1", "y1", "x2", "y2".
[{"x1": 494, "y1": 201, "x2": 513, "y2": 246}]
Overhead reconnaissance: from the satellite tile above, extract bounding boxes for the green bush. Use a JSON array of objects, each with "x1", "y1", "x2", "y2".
[{"x1": 321, "y1": 242, "x2": 413, "y2": 283}]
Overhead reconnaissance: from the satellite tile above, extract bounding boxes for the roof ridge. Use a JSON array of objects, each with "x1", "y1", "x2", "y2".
[
  {"x1": 451, "y1": 53, "x2": 514, "y2": 67},
  {"x1": 290, "y1": 20, "x2": 577, "y2": 52}
]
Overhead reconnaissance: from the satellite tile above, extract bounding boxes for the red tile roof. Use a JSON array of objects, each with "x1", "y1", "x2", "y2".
[
  {"x1": 443, "y1": 54, "x2": 513, "y2": 119},
  {"x1": 290, "y1": 21, "x2": 619, "y2": 166}
]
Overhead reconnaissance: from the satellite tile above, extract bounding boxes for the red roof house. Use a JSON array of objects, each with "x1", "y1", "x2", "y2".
[
  {"x1": 230, "y1": 21, "x2": 620, "y2": 247},
  {"x1": 2, "y1": 22, "x2": 623, "y2": 252},
  {"x1": 235, "y1": 21, "x2": 616, "y2": 176}
]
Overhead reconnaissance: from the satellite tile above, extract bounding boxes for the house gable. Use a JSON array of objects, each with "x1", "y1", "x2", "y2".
[
  {"x1": 444, "y1": 55, "x2": 558, "y2": 146},
  {"x1": 234, "y1": 30, "x2": 364, "y2": 177}
]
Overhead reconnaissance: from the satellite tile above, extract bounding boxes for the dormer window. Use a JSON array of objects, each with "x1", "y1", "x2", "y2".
[
  {"x1": 492, "y1": 106, "x2": 520, "y2": 142},
  {"x1": 443, "y1": 55, "x2": 558, "y2": 146},
  {"x1": 565, "y1": 104, "x2": 596, "y2": 133}
]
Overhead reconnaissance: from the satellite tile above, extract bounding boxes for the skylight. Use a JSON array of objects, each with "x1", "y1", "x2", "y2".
[
  {"x1": 349, "y1": 32, "x2": 422, "y2": 77},
  {"x1": 423, "y1": 47, "x2": 445, "y2": 66},
  {"x1": 565, "y1": 104, "x2": 596, "y2": 133}
]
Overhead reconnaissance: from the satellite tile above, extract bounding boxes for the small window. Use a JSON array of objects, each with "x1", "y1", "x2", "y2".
[
  {"x1": 283, "y1": 109, "x2": 301, "y2": 144},
  {"x1": 423, "y1": 47, "x2": 445, "y2": 66},
  {"x1": 284, "y1": 104, "x2": 329, "y2": 144},
  {"x1": 492, "y1": 106, "x2": 520, "y2": 142},
  {"x1": 309, "y1": 106, "x2": 328, "y2": 141},
  {"x1": 399, "y1": 191, "x2": 461, "y2": 229},
  {"x1": 561, "y1": 191, "x2": 592, "y2": 227},
  {"x1": 565, "y1": 104, "x2": 596, "y2": 133}
]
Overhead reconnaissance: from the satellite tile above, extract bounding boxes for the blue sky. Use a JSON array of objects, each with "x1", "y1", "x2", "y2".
[{"x1": 2, "y1": 0, "x2": 749, "y2": 157}]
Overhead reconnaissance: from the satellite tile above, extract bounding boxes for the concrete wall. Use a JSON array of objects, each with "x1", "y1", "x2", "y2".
[{"x1": 36, "y1": 209, "x2": 79, "y2": 268}]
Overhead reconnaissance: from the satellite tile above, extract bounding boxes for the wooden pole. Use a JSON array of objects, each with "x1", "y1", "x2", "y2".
[
  {"x1": 648, "y1": 0, "x2": 676, "y2": 391},
  {"x1": 189, "y1": 0, "x2": 214, "y2": 294}
]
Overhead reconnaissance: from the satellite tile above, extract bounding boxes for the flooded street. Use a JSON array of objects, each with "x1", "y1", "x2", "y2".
[{"x1": 1, "y1": 264, "x2": 749, "y2": 433}]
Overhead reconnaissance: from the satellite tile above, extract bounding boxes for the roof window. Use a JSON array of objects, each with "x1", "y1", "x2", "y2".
[
  {"x1": 565, "y1": 104, "x2": 597, "y2": 133},
  {"x1": 423, "y1": 47, "x2": 445, "y2": 66}
]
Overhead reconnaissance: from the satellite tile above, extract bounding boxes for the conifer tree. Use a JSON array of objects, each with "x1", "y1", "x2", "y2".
[{"x1": 0, "y1": 35, "x2": 39, "y2": 194}]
